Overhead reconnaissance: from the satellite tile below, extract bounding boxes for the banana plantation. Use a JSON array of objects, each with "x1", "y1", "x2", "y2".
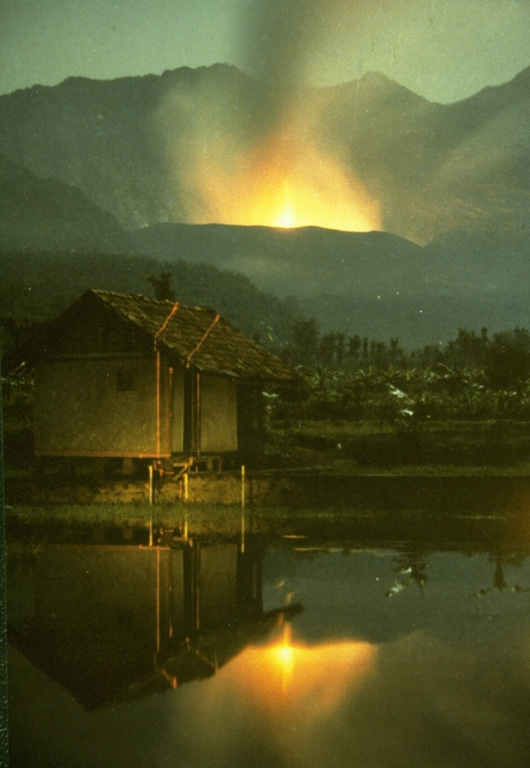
[
  {"x1": 267, "y1": 325, "x2": 530, "y2": 472},
  {"x1": 279, "y1": 324, "x2": 530, "y2": 423}
]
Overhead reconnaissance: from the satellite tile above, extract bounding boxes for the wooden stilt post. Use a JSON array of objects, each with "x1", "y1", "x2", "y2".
[
  {"x1": 241, "y1": 464, "x2": 246, "y2": 554},
  {"x1": 183, "y1": 470, "x2": 189, "y2": 539},
  {"x1": 155, "y1": 546, "x2": 160, "y2": 658},
  {"x1": 148, "y1": 463, "x2": 154, "y2": 547}
]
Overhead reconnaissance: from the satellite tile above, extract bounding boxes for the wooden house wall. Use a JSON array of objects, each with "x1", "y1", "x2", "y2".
[
  {"x1": 33, "y1": 296, "x2": 273, "y2": 459},
  {"x1": 35, "y1": 354, "x2": 185, "y2": 457},
  {"x1": 168, "y1": 364, "x2": 185, "y2": 454},
  {"x1": 237, "y1": 384, "x2": 265, "y2": 457},
  {"x1": 199, "y1": 374, "x2": 238, "y2": 453}
]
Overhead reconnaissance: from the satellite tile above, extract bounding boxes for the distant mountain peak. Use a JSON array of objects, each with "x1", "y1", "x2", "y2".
[{"x1": 359, "y1": 70, "x2": 394, "y2": 86}]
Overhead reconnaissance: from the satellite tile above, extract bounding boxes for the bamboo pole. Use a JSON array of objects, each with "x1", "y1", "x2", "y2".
[
  {"x1": 241, "y1": 464, "x2": 246, "y2": 554},
  {"x1": 183, "y1": 470, "x2": 189, "y2": 539},
  {"x1": 155, "y1": 348, "x2": 161, "y2": 458},
  {"x1": 148, "y1": 464, "x2": 154, "y2": 546},
  {"x1": 155, "y1": 546, "x2": 160, "y2": 657}
]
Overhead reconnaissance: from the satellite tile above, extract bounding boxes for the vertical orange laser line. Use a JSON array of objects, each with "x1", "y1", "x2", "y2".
[
  {"x1": 155, "y1": 348, "x2": 161, "y2": 457},
  {"x1": 156, "y1": 546, "x2": 160, "y2": 656}
]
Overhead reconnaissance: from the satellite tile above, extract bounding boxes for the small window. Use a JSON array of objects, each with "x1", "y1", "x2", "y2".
[{"x1": 117, "y1": 370, "x2": 136, "y2": 392}]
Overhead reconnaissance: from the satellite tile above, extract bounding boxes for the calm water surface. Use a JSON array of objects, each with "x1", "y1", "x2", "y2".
[{"x1": 7, "y1": 530, "x2": 530, "y2": 767}]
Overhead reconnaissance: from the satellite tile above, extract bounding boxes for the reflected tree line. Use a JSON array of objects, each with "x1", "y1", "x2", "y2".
[{"x1": 384, "y1": 545, "x2": 530, "y2": 599}]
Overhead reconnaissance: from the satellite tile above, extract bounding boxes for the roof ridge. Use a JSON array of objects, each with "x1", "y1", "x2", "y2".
[
  {"x1": 91, "y1": 288, "x2": 217, "y2": 313},
  {"x1": 72, "y1": 289, "x2": 294, "y2": 381}
]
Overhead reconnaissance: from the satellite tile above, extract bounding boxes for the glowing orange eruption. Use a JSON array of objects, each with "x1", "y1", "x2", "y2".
[{"x1": 189, "y1": 127, "x2": 381, "y2": 233}]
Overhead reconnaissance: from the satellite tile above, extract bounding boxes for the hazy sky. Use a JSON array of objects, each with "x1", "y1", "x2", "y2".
[{"x1": 1, "y1": 0, "x2": 529, "y2": 102}]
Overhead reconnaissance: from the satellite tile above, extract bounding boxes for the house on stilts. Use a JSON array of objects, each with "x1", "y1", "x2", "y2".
[{"x1": 32, "y1": 289, "x2": 295, "y2": 477}]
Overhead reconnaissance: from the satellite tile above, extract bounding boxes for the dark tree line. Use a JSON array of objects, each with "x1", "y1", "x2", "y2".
[
  {"x1": 284, "y1": 318, "x2": 407, "y2": 370},
  {"x1": 275, "y1": 321, "x2": 530, "y2": 423},
  {"x1": 284, "y1": 320, "x2": 530, "y2": 391}
]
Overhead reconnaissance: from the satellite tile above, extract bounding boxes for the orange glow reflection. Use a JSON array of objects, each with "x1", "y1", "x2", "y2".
[
  {"x1": 239, "y1": 628, "x2": 377, "y2": 718},
  {"x1": 276, "y1": 622, "x2": 295, "y2": 690},
  {"x1": 183, "y1": 626, "x2": 379, "y2": 765}
]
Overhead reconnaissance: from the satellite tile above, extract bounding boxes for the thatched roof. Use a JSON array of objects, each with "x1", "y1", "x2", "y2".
[{"x1": 80, "y1": 290, "x2": 295, "y2": 381}]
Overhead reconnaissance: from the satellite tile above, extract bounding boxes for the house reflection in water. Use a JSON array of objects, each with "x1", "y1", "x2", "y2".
[{"x1": 12, "y1": 540, "x2": 300, "y2": 709}]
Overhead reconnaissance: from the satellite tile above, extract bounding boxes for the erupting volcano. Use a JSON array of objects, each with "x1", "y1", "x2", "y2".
[{"x1": 189, "y1": 127, "x2": 381, "y2": 232}]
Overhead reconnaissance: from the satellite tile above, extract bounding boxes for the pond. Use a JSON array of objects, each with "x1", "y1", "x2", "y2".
[{"x1": 7, "y1": 528, "x2": 530, "y2": 767}]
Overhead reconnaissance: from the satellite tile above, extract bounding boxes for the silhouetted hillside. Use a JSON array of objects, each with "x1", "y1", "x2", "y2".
[
  {"x1": 2, "y1": 227, "x2": 529, "y2": 349},
  {"x1": 127, "y1": 223, "x2": 428, "y2": 297},
  {"x1": 318, "y1": 68, "x2": 530, "y2": 242},
  {"x1": 0, "y1": 154, "x2": 126, "y2": 251},
  {"x1": 124, "y1": 222, "x2": 530, "y2": 346},
  {"x1": 0, "y1": 250, "x2": 303, "y2": 350}
]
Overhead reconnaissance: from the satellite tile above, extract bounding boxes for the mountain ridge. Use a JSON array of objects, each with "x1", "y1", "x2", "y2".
[{"x1": 0, "y1": 63, "x2": 527, "y2": 241}]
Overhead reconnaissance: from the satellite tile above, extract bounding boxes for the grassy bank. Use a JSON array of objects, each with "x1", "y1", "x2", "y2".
[
  {"x1": 4, "y1": 418, "x2": 530, "y2": 489},
  {"x1": 5, "y1": 502, "x2": 362, "y2": 540},
  {"x1": 5, "y1": 492, "x2": 528, "y2": 552},
  {"x1": 4, "y1": 502, "x2": 243, "y2": 537},
  {"x1": 264, "y1": 419, "x2": 530, "y2": 474}
]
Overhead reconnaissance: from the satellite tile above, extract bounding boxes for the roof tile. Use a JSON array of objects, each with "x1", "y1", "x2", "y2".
[{"x1": 92, "y1": 290, "x2": 294, "y2": 381}]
